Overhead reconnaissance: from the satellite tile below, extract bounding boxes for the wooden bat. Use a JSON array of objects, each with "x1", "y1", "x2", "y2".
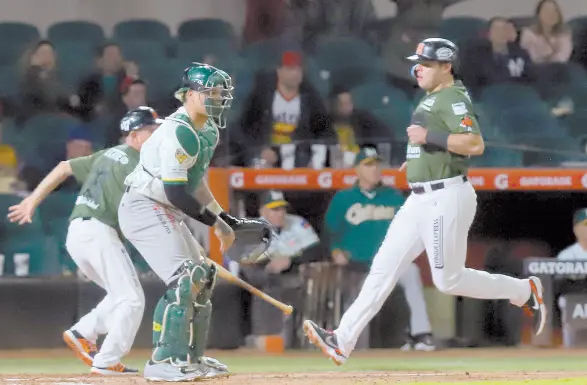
[{"x1": 208, "y1": 259, "x2": 294, "y2": 315}]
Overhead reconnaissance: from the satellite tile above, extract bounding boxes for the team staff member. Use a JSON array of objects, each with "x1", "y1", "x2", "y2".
[
  {"x1": 303, "y1": 38, "x2": 546, "y2": 365},
  {"x1": 324, "y1": 147, "x2": 435, "y2": 351},
  {"x1": 7, "y1": 107, "x2": 161, "y2": 375}
]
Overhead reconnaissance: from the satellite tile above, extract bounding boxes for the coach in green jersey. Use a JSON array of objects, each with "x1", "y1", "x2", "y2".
[
  {"x1": 7, "y1": 107, "x2": 160, "y2": 375},
  {"x1": 304, "y1": 38, "x2": 546, "y2": 366}
]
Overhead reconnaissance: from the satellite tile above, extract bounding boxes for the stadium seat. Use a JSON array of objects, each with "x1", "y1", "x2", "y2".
[
  {"x1": 118, "y1": 40, "x2": 167, "y2": 63},
  {"x1": 0, "y1": 42, "x2": 29, "y2": 66},
  {"x1": 38, "y1": 191, "x2": 77, "y2": 226},
  {"x1": 496, "y1": 105, "x2": 567, "y2": 139},
  {"x1": 480, "y1": 83, "x2": 543, "y2": 108},
  {"x1": 178, "y1": 18, "x2": 235, "y2": 41},
  {"x1": 239, "y1": 38, "x2": 283, "y2": 72},
  {"x1": 176, "y1": 39, "x2": 236, "y2": 64},
  {"x1": 54, "y1": 42, "x2": 95, "y2": 92},
  {"x1": 469, "y1": 146, "x2": 523, "y2": 167},
  {"x1": 568, "y1": 16, "x2": 587, "y2": 47},
  {"x1": 314, "y1": 36, "x2": 377, "y2": 73},
  {"x1": 521, "y1": 136, "x2": 585, "y2": 166},
  {"x1": 0, "y1": 22, "x2": 40, "y2": 44},
  {"x1": 113, "y1": 19, "x2": 171, "y2": 41},
  {"x1": 0, "y1": 65, "x2": 20, "y2": 100},
  {"x1": 140, "y1": 60, "x2": 184, "y2": 102},
  {"x1": 48, "y1": 21, "x2": 105, "y2": 44},
  {"x1": 439, "y1": 17, "x2": 488, "y2": 45},
  {"x1": 561, "y1": 107, "x2": 587, "y2": 138},
  {"x1": 303, "y1": 56, "x2": 330, "y2": 98}
]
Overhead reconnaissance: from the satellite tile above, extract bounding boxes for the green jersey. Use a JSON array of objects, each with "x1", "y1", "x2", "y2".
[
  {"x1": 123, "y1": 107, "x2": 219, "y2": 207},
  {"x1": 324, "y1": 184, "x2": 406, "y2": 265},
  {"x1": 69, "y1": 144, "x2": 139, "y2": 229},
  {"x1": 406, "y1": 80, "x2": 481, "y2": 183}
]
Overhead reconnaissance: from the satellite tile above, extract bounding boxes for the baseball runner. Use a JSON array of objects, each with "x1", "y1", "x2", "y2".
[
  {"x1": 303, "y1": 38, "x2": 547, "y2": 365},
  {"x1": 118, "y1": 62, "x2": 270, "y2": 382},
  {"x1": 7, "y1": 107, "x2": 161, "y2": 375},
  {"x1": 324, "y1": 147, "x2": 435, "y2": 351}
]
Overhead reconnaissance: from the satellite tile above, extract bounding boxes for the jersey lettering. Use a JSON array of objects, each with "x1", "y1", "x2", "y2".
[{"x1": 345, "y1": 203, "x2": 396, "y2": 226}]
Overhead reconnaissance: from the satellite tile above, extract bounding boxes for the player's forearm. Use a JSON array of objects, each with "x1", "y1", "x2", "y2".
[
  {"x1": 194, "y1": 179, "x2": 224, "y2": 215},
  {"x1": 164, "y1": 183, "x2": 221, "y2": 227},
  {"x1": 29, "y1": 161, "x2": 73, "y2": 205},
  {"x1": 447, "y1": 133, "x2": 485, "y2": 156}
]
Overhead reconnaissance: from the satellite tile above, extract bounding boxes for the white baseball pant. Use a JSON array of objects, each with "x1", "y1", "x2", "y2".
[
  {"x1": 65, "y1": 217, "x2": 145, "y2": 368},
  {"x1": 335, "y1": 177, "x2": 532, "y2": 356}
]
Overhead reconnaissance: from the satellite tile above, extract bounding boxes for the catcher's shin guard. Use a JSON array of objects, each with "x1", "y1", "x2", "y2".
[
  {"x1": 151, "y1": 261, "x2": 212, "y2": 364},
  {"x1": 188, "y1": 264, "x2": 217, "y2": 361}
]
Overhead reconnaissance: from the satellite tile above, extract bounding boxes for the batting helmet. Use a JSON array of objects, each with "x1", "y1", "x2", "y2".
[
  {"x1": 175, "y1": 62, "x2": 234, "y2": 128},
  {"x1": 406, "y1": 38, "x2": 459, "y2": 64},
  {"x1": 120, "y1": 106, "x2": 163, "y2": 134}
]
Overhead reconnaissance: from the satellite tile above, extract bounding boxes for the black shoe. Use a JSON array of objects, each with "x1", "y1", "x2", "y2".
[
  {"x1": 303, "y1": 320, "x2": 347, "y2": 365},
  {"x1": 523, "y1": 276, "x2": 547, "y2": 335}
]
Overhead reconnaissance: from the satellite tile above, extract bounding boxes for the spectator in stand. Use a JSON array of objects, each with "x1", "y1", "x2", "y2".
[
  {"x1": 520, "y1": 0, "x2": 572, "y2": 64},
  {"x1": 237, "y1": 51, "x2": 333, "y2": 169},
  {"x1": 461, "y1": 17, "x2": 535, "y2": 96},
  {"x1": 328, "y1": 85, "x2": 393, "y2": 168},
  {"x1": 18, "y1": 40, "x2": 71, "y2": 122},
  {"x1": 105, "y1": 78, "x2": 148, "y2": 147},
  {"x1": 77, "y1": 43, "x2": 138, "y2": 121}
]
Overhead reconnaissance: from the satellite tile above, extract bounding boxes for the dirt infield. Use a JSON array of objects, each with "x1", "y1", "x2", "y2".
[{"x1": 2, "y1": 348, "x2": 587, "y2": 384}]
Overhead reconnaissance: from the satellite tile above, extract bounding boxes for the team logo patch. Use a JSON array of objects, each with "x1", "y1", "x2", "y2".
[
  {"x1": 416, "y1": 43, "x2": 425, "y2": 55},
  {"x1": 460, "y1": 115, "x2": 474, "y2": 132},
  {"x1": 436, "y1": 47, "x2": 453, "y2": 60},
  {"x1": 175, "y1": 148, "x2": 188, "y2": 164},
  {"x1": 451, "y1": 102, "x2": 468, "y2": 115}
]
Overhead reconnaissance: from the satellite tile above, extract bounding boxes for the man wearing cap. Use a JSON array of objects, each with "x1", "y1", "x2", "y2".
[
  {"x1": 7, "y1": 106, "x2": 161, "y2": 375},
  {"x1": 324, "y1": 147, "x2": 435, "y2": 351},
  {"x1": 240, "y1": 190, "x2": 322, "y2": 347},
  {"x1": 304, "y1": 38, "x2": 546, "y2": 365}
]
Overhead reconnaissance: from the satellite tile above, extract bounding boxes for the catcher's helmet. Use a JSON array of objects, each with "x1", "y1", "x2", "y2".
[
  {"x1": 175, "y1": 62, "x2": 234, "y2": 128},
  {"x1": 120, "y1": 106, "x2": 163, "y2": 134},
  {"x1": 406, "y1": 38, "x2": 459, "y2": 64}
]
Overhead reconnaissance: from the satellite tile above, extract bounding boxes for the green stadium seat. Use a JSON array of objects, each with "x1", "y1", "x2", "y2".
[
  {"x1": 480, "y1": 83, "x2": 542, "y2": 107},
  {"x1": 314, "y1": 36, "x2": 377, "y2": 73},
  {"x1": 239, "y1": 38, "x2": 283, "y2": 72},
  {"x1": 496, "y1": 105, "x2": 567, "y2": 139},
  {"x1": 560, "y1": 107, "x2": 587, "y2": 138},
  {"x1": 0, "y1": 22, "x2": 40, "y2": 44},
  {"x1": 521, "y1": 136, "x2": 585, "y2": 166},
  {"x1": 178, "y1": 18, "x2": 235, "y2": 41},
  {"x1": 118, "y1": 40, "x2": 167, "y2": 62},
  {"x1": 0, "y1": 42, "x2": 29, "y2": 66},
  {"x1": 48, "y1": 21, "x2": 105, "y2": 44},
  {"x1": 176, "y1": 39, "x2": 236, "y2": 64},
  {"x1": 113, "y1": 19, "x2": 171, "y2": 41},
  {"x1": 440, "y1": 17, "x2": 488, "y2": 45},
  {"x1": 303, "y1": 56, "x2": 330, "y2": 98},
  {"x1": 0, "y1": 65, "x2": 19, "y2": 99},
  {"x1": 568, "y1": 16, "x2": 587, "y2": 47},
  {"x1": 140, "y1": 60, "x2": 184, "y2": 102}
]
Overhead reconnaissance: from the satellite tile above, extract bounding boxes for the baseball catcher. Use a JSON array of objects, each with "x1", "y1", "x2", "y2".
[{"x1": 118, "y1": 62, "x2": 269, "y2": 382}]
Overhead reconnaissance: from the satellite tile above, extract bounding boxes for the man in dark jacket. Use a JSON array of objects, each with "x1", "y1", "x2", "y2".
[
  {"x1": 236, "y1": 51, "x2": 334, "y2": 169},
  {"x1": 461, "y1": 17, "x2": 535, "y2": 96}
]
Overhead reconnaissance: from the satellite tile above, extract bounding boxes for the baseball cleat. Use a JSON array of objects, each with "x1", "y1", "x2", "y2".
[
  {"x1": 63, "y1": 329, "x2": 97, "y2": 367},
  {"x1": 90, "y1": 362, "x2": 138, "y2": 375},
  {"x1": 401, "y1": 333, "x2": 437, "y2": 351},
  {"x1": 303, "y1": 320, "x2": 347, "y2": 365},
  {"x1": 523, "y1": 276, "x2": 547, "y2": 336},
  {"x1": 143, "y1": 360, "x2": 205, "y2": 382},
  {"x1": 200, "y1": 356, "x2": 230, "y2": 379}
]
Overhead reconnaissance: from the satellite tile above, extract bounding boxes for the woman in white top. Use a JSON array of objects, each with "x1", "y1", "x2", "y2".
[{"x1": 520, "y1": 0, "x2": 573, "y2": 63}]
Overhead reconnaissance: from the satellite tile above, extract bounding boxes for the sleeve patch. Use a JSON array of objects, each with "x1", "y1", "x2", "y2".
[
  {"x1": 175, "y1": 125, "x2": 200, "y2": 157},
  {"x1": 460, "y1": 115, "x2": 474, "y2": 132},
  {"x1": 451, "y1": 102, "x2": 468, "y2": 115},
  {"x1": 175, "y1": 148, "x2": 189, "y2": 164}
]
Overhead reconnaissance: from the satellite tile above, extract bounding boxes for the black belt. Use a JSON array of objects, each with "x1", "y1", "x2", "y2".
[
  {"x1": 125, "y1": 186, "x2": 131, "y2": 192},
  {"x1": 411, "y1": 176, "x2": 468, "y2": 194},
  {"x1": 81, "y1": 217, "x2": 92, "y2": 221}
]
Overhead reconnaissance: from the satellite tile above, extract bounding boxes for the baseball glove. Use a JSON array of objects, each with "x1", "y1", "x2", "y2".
[{"x1": 221, "y1": 214, "x2": 274, "y2": 264}]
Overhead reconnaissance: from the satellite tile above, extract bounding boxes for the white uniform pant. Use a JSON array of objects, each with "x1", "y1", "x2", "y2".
[
  {"x1": 335, "y1": 178, "x2": 531, "y2": 356},
  {"x1": 66, "y1": 218, "x2": 145, "y2": 368}
]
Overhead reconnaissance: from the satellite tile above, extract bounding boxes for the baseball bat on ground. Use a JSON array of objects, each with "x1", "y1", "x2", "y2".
[{"x1": 207, "y1": 258, "x2": 294, "y2": 315}]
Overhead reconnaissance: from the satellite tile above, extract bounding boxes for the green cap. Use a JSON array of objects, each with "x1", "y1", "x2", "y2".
[
  {"x1": 354, "y1": 147, "x2": 383, "y2": 166},
  {"x1": 573, "y1": 208, "x2": 587, "y2": 226},
  {"x1": 262, "y1": 190, "x2": 289, "y2": 209}
]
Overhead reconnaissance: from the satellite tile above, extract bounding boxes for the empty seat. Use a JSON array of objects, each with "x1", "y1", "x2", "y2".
[
  {"x1": 0, "y1": 42, "x2": 29, "y2": 66},
  {"x1": 118, "y1": 40, "x2": 167, "y2": 62},
  {"x1": 314, "y1": 36, "x2": 377, "y2": 72},
  {"x1": 176, "y1": 39, "x2": 236, "y2": 64},
  {"x1": 440, "y1": 17, "x2": 488, "y2": 45},
  {"x1": 0, "y1": 65, "x2": 20, "y2": 99},
  {"x1": 480, "y1": 83, "x2": 542, "y2": 107},
  {"x1": 469, "y1": 146, "x2": 523, "y2": 167},
  {"x1": 113, "y1": 19, "x2": 171, "y2": 41},
  {"x1": 0, "y1": 22, "x2": 40, "y2": 44},
  {"x1": 178, "y1": 18, "x2": 235, "y2": 41},
  {"x1": 48, "y1": 21, "x2": 105, "y2": 43},
  {"x1": 140, "y1": 60, "x2": 184, "y2": 102},
  {"x1": 497, "y1": 105, "x2": 568, "y2": 139},
  {"x1": 239, "y1": 38, "x2": 283, "y2": 72}
]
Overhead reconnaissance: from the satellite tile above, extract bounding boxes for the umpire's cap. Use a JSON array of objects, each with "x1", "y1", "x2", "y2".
[
  {"x1": 120, "y1": 106, "x2": 164, "y2": 134},
  {"x1": 406, "y1": 38, "x2": 459, "y2": 64}
]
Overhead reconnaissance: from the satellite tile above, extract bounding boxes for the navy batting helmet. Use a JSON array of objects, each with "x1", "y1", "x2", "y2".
[{"x1": 120, "y1": 106, "x2": 164, "y2": 134}]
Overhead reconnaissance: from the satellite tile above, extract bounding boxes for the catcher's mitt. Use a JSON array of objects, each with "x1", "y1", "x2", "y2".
[{"x1": 224, "y1": 217, "x2": 274, "y2": 264}]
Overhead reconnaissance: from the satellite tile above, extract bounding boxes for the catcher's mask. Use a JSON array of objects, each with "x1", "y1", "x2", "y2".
[{"x1": 224, "y1": 218, "x2": 275, "y2": 264}]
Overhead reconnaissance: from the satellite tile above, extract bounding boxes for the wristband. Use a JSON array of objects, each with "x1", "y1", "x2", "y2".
[
  {"x1": 196, "y1": 208, "x2": 218, "y2": 227},
  {"x1": 206, "y1": 200, "x2": 224, "y2": 215},
  {"x1": 425, "y1": 130, "x2": 450, "y2": 150}
]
